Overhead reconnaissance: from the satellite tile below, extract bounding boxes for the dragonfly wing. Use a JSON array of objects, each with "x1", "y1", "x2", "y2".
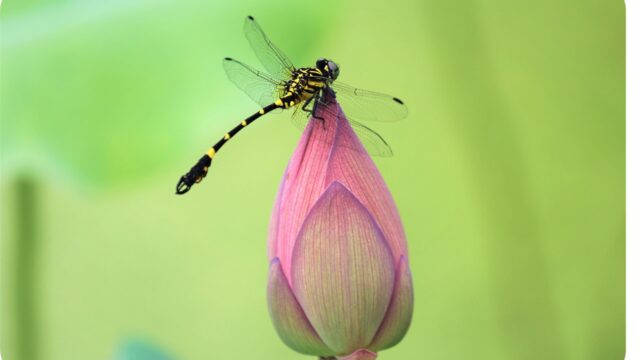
[
  {"x1": 222, "y1": 57, "x2": 281, "y2": 107},
  {"x1": 290, "y1": 105, "x2": 311, "y2": 130},
  {"x1": 244, "y1": 16, "x2": 295, "y2": 80},
  {"x1": 331, "y1": 81, "x2": 408, "y2": 123},
  {"x1": 347, "y1": 119, "x2": 394, "y2": 157},
  {"x1": 308, "y1": 97, "x2": 394, "y2": 157}
]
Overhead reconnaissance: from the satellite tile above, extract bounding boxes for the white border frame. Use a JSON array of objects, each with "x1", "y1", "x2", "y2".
[
  {"x1": 0, "y1": 2, "x2": 633, "y2": 360},
  {"x1": 627, "y1": 0, "x2": 637, "y2": 359}
]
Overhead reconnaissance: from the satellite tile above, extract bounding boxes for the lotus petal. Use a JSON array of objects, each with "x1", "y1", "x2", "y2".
[
  {"x1": 322, "y1": 101, "x2": 408, "y2": 265},
  {"x1": 368, "y1": 256, "x2": 414, "y2": 351},
  {"x1": 267, "y1": 258, "x2": 333, "y2": 356},
  {"x1": 290, "y1": 182, "x2": 395, "y2": 354}
]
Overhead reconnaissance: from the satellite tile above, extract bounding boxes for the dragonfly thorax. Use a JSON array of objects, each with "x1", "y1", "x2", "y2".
[{"x1": 281, "y1": 67, "x2": 327, "y2": 106}]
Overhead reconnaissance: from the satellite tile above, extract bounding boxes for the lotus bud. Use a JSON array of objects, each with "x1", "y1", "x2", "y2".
[{"x1": 267, "y1": 94, "x2": 413, "y2": 359}]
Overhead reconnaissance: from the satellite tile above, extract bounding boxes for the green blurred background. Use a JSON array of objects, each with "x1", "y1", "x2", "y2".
[{"x1": 0, "y1": 0, "x2": 625, "y2": 359}]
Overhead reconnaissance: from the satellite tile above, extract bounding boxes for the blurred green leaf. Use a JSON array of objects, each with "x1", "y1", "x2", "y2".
[{"x1": 1, "y1": 0, "x2": 335, "y2": 186}]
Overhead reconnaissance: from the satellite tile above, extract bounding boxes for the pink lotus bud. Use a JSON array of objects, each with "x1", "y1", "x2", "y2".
[{"x1": 267, "y1": 95, "x2": 413, "y2": 359}]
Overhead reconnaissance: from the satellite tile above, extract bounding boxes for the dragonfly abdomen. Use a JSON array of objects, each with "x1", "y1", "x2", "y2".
[{"x1": 176, "y1": 97, "x2": 292, "y2": 194}]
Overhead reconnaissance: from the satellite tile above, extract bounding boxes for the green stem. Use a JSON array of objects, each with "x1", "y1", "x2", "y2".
[
  {"x1": 320, "y1": 350, "x2": 377, "y2": 360},
  {"x1": 15, "y1": 175, "x2": 39, "y2": 360}
]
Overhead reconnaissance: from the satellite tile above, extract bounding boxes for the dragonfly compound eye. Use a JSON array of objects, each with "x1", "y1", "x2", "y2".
[
  {"x1": 328, "y1": 61, "x2": 340, "y2": 80},
  {"x1": 315, "y1": 58, "x2": 327, "y2": 68}
]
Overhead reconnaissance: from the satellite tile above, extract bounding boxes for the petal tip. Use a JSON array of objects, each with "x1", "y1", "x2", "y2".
[{"x1": 324, "y1": 179, "x2": 351, "y2": 195}]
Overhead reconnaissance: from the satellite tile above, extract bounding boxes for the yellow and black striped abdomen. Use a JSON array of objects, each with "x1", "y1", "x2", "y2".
[
  {"x1": 176, "y1": 101, "x2": 282, "y2": 194},
  {"x1": 176, "y1": 68, "x2": 328, "y2": 194}
]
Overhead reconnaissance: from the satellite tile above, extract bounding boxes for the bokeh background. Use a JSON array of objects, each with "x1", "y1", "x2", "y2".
[{"x1": 0, "y1": 0, "x2": 625, "y2": 359}]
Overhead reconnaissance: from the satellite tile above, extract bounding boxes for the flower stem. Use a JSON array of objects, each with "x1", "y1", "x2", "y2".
[
  {"x1": 14, "y1": 175, "x2": 40, "y2": 360},
  {"x1": 320, "y1": 350, "x2": 377, "y2": 360}
]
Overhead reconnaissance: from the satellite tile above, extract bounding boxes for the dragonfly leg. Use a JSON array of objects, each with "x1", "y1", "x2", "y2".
[
  {"x1": 311, "y1": 93, "x2": 331, "y2": 130},
  {"x1": 311, "y1": 97, "x2": 325, "y2": 121},
  {"x1": 301, "y1": 97, "x2": 314, "y2": 114}
]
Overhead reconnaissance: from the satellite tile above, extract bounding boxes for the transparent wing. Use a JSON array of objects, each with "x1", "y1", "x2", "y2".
[
  {"x1": 290, "y1": 105, "x2": 310, "y2": 130},
  {"x1": 348, "y1": 119, "x2": 394, "y2": 157},
  {"x1": 244, "y1": 16, "x2": 295, "y2": 80},
  {"x1": 290, "y1": 95, "x2": 394, "y2": 157},
  {"x1": 331, "y1": 81, "x2": 408, "y2": 123},
  {"x1": 222, "y1": 57, "x2": 281, "y2": 107}
]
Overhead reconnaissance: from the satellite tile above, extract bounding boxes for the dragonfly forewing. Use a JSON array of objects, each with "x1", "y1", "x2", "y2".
[{"x1": 244, "y1": 16, "x2": 295, "y2": 81}]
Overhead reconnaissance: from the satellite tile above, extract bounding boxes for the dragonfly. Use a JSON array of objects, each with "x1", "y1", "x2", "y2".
[{"x1": 176, "y1": 15, "x2": 408, "y2": 195}]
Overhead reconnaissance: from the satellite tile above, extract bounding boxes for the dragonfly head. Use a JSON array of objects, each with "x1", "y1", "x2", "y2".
[{"x1": 316, "y1": 58, "x2": 340, "y2": 82}]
